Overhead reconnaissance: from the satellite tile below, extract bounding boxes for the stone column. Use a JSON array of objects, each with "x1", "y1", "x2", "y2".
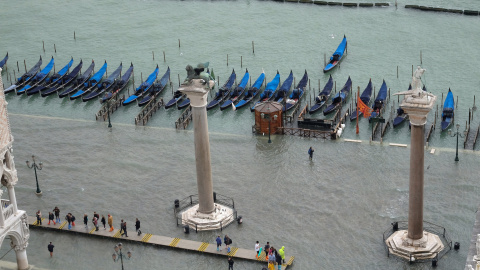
[
  {"x1": 401, "y1": 96, "x2": 436, "y2": 240},
  {"x1": 179, "y1": 79, "x2": 215, "y2": 214},
  {"x1": 14, "y1": 246, "x2": 29, "y2": 270},
  {"x1": 8, "y1": 185, "x2": 18, "y2": 213}
]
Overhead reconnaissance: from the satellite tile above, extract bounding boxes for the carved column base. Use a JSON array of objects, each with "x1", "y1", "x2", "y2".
[{"x1": 385, "y1": 230, "x2": 444, "y2": 261}]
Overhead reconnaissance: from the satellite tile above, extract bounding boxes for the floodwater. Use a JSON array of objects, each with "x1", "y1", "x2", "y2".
[{"x1": 1, "y1": 0, "x2": 480, "y2": 269}]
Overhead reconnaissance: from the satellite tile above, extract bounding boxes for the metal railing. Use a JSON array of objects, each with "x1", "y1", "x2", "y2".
[
  {"x1": 382, "y1": 220, "x2": 452, "y2": 264},
  {"x1": 173, "y1": 193, "x2": 237, "y2": 233}
]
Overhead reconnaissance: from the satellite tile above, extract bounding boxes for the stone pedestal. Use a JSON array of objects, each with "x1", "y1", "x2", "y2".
[{"x1": 178, "y1": 79, "x2": 234, "y2": 230}]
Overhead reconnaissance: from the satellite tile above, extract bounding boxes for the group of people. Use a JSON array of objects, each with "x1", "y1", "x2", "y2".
[
  {"x1": 37, "y1": 206, "x2": 141, "y2": 234},
  {"x1": 256, "y1": 241, "x2": 286, "y2": 270},
  {"x1": 215, "y1": 234, "x2": 233, "y2": 252}
]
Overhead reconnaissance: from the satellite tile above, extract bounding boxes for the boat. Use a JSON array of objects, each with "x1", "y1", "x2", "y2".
[
  {"x1": 138, "y1": 67, "x2": 170, "y2": 106},
  {"x1": 350, "y1": 79, "x2": 373, "y2": 121},
  {"x1": 206, "y1": 69, "x2": 236, "y2": 111},
  {"x1": 323, "y1": 76, "x2": 352, "y2": 115},
  {"x1": 392, "y1": 84, "x2": 412, "y2": 128},
  {"x1": 26, "y1": 58, "x2": 74, "y2": 96},
  {"x1": 0, "y1": 53, "x2": 8, "y2": 69},
  {"x1": 82, "y1": 63, "x2": 123, "y2": 102},
  {"x1": 284, "y1": 70, "x2": 308, "y2": 112},
  {"x1": 100, "y1": 63, "x2": 134, "y2": 103},
  {"x1": 368, "y1": 80, "x2": 388, "y2": 121},
  {"x1": 165, "y1": 90, "x2": 185, "y2": 109},
  {"x1": 272, "y1": 70, "x2": 294, "y2": 104},
  {"x1": 17, "y1": 56, "x2": 55, "y2": 95},
  {"x1": 4, "y1": 56, "x2": 42, "y2": 94},
  {"x1": 69, "y1": 61, "x2": 108, "y2": 100},
  {"x1": 58, "y1": 60, "x2": 95, "y2": 98},
  {"x1": 250, "y1": 71, "x2": 280, "y2": 112},
  {"x1": 41, "y1": 60, "x2": 83, "y2": 97},
  {"x1": 123, "y1": 65, "x2": 159, "y2": 106},
  {"x1": 441, "y1": 89, "x2": 454, "y2": 131},
  {"x1": 234, "y1": 71, "x2": 265, "y2": 110},
  {"x1": 220, "y1": 69, "x2": 249, "y2": 111},
  {"x1": 323, "y1": 35, "x2": 347, "y2": 73},
  {"x1": 308, "y1": 75, "x2": 333, "y2": 114}
]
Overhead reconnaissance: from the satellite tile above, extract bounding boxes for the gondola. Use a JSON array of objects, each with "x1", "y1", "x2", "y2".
[
  {"x1": 100, "y1": 63, "x2": 134, "y2": 103},
  {"x1": 27, "y1": 58, "x2": 74, "y2": 96},
  {"x1": 0, "y1": 53, "x2": 8, "y2": 69},
  {"x1": 4, "y1": 56, "x2": 42, "y2": 94},
  {"x1": 309, "y1": 75, "x2": 333, "y2": 114},
  {"x1": 250, "y1": 71, "x2": 280, "y2": 112},
  {"x1": 441, "y1": 89, "x2": 454, "y2": 131},
  {"x1": 165, "y1": 90, "x2": 186, "y2": 109},
  {"x1": 123, "y1": 65, "x2": 159, "y2": 106},
  {"x1": 284, "y1": 70, "x2": 308, "y2": 112},
  {"x1": 58, "y1": 60, "x2": 95, "y2": 98},
  {"x1": 177, "y1": 69, "x2": 215, "y2": 110},
  {"x1": 220, "y1": 69, "x2": 249, "y2": 111},
  {"x1": 206, "y1": 69, "x2": 236, "y2": 111},
  {"x1": 138, "y1": 67, "x2": 170, "y2": 106},
  {"x1": 83, "y1": 63, "x2": 123, "y2": 102},
  {"x1": 323, "y1": 35, "x2": 347, "y2": 73},
  {"x1": 235, "y1": 71, "x2": 265, "y2": 110},
  {"x1": 42, "y1": 60, "x2": 83, "y2": 97},
  {"x1": 70, "y1": 61, "x2": 108, "y2": 100},
  {"x1": 272, "y1": 70, "x2": 293, "y2": 103},
  {"x1": 323, "y1": 76, "x2": 352, "y2": 115},
  {"x1": 392, "y1": 84, "x2": 412, "y2": 128},
  {"x1": 368, "y1": 80, "x2": 388, "y2": 122},
  {"x1": 17, "y1": 56, "x2": 55, "y2": 95},
  {"x1": 350, "y1": 79, "x2": 373, "y2": 121}
]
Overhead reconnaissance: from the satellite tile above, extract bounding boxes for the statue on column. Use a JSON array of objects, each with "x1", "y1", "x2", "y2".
[{"x1": 182, "y1": 62, "x2": 215, "y2": 90}]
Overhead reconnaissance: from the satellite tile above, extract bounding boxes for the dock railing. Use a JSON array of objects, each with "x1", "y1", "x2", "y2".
[
  {"x1": 173, "y1": 193, "x2": 237, "y2": 233},
  {"x1": 175, "y1": 105, "x2": 193, "y2": 129},
  {"x1": 134, "y1": 98, "x2": 164, "y2": 126},
  {"x1": 95, "y1": 94, "x2": 125, "y2": 121}
]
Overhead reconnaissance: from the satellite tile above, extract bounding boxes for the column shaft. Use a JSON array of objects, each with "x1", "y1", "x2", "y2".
[
  {"x1": 15, "y1": 249, "x2": 29, "y2": 270},
  {"x1": 8, "y1": 186, "x2": 18, "y2": 213},
  {"x1": 407, "y1": 124, "x2": 424, "y2": 239},
  {"x1": 192, "y1": 106, "x2": 214, "y2": 214}
]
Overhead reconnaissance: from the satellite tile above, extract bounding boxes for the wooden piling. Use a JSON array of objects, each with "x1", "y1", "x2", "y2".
[
  {"x1": 334, "y1": 81, "x2": 336, "y2": 92},
  {"x1": 324, "y1": 54, "x2": 326, "y2": 67},
  {"x1": 24, "y1": 60, "x2": 27, "y2": 73},
  {"x1": 374, "y1": 86, "x2": 376, "y2": 100},
  {"x1": 54, "y1": 44, "x2": 56, "y2": 53},
  {"x1": 456, "y1": 96, "x2": 458, "y2": 108},
  {"x1": 178, "y1": 74, "x2": 180, "y2": 87},
  {"x1": 308, "y1": 79, "x2": 310, "y2": 90},
  {"x1": 13, "y1": 70, "x2": 16, "y2": 82},
  {"x1": 178, "y1": 39, "x2": 181, "y2": 48},
  {"x1": 420, "y1": 50, "x2": 422, "y2": 65},
  {"x1": 17, "y1": 61, "x2": 19, "y2": 72},
  {"x1": 163, "y1": 51, "x2": 166, "y2": 62},
  {"x1": 74, "y1": 31, "x2": 76, "y2": 40},
  {"x1": 43, "y1": 41, "x2": 45, "y2": 52},
  {"x1": 152, "y1": 51, "x2": 155, "y2": 60},
  {"x1": 252, "y1": 41, "x2": 255, "y2": 54},
  {"x1": 397, "y1": 66, "x2": 398, "y2": 78},
  {"x1": 141, "y1": 72, "x2": 143, "y2": 82},
  {"x1": 227, "y1": 54, "x2": 229, "y2": 66},
  {"x1": 318, "y1": 79, "x2": 320, "y2": 91},
  {"x1": 412, "y1": 65, "x2": 413, "y2": 77},
  {"x1": 241, "y1": 56, "x2": 242, "y2": 68},
  {"x1": 218, "y1": 76, "x2": 220, "y2": 87}
]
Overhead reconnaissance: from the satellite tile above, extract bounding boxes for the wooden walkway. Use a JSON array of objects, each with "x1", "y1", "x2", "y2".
[{"x1": 28, "y1": 216, "x2": 295, "y2": 268}]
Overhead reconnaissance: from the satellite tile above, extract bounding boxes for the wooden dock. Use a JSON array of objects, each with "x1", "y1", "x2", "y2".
[
  {"x1": 134, "y1": 97, "x2": 164, "y2": 126},
  {"x1": 175, "y1": 105, "x2": 193, "y2": 129},
  {"x1": 28, "y1": 216, "x2": 294, "y2": 268},
  {"x1": 95, "y1": 94, "x2": 125, "y2": 121}
]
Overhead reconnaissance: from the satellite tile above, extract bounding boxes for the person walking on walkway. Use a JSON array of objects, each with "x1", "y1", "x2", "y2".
[
  {"x1": 228, "y1": 257, "x2": 234, "y2": 270},
  {"x1": 224, "y1": 235, "x2": 232, "y2": 253},
  {"x1": 93, "y1": 216, "x2": 99, "y2": 231},
  {"x1": 108, "y1": 214, "x2": 114, "y2": 232},
  {"x1": 48, "y1": 212, "x2": 55, "y2": 225},
  {"x1": 53, "y1": 206, "x2": 60, "y2": 223},
  {"x1": 135, "y1": 218, "x2": 140, "y2": 233},
  {"x1": 101, "y1": 215, "x2": 106, "y2": 230},
  {"x1": 264, "y1": 242, "x2": 270, "y2": 258},
  {"x1": 122, "y1": 221, "x2": 128, "y2": 237},
  {"x1": 47, "y1": 242, "x2": 54, "y2": 257},
  {"x1": 119, "y1": 219, "x2": 124, "y2": 235},
  {"x1": 71, "y1": 214, "x2": 76, "y2": 227},
  {"x1": 66, "y1": 213, "x2": 72, "y2": 230},
  {"x1": 255, "y1": 240, "x2": 260, "y2": 255},
  {"x1": 278, "y1": 246, "x2": 285, "y2": 264},
  {"x1": 83, "y1": 214, "x2": 88, "y2": 229},
  {"x1": 275, "y1": 249, "x2": 283, "y2": 270},
  {"x1": 36, "y1": 210, "x2": 42, "y2": 225},
  {"x1": 308, "y1": 147, "x2": 314, "y2": 160},
  {"x1": 216, "y1": 235, "x2": 222, "y2": 251}
]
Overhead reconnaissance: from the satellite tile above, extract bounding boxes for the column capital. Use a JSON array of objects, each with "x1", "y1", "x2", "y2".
[
  {"x1": 179, "y1": 79, "x2": 215, "y2": 108},
  {"x1": 399, "y1": 93, "x2": 437, "y2": 126}
]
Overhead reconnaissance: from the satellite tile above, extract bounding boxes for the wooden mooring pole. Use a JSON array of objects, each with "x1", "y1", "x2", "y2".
[
  {"x1": 227, "y1": 54, "x2": 229, "y2": 66},
  {"x1": 24, "y1": 60, "x2": 27, "y2": 73},
  {"x1": 420, "y1": 50, "x2": 422, "y2": 65},
  {"x1": 178, "y1": 74, "x2": 180, "y2": 87},
  {"x1": 163, "y1": 51, "x2": 166, "y2": 62},
  {"x1": 178, "y1": 39, "x2": 181, "y2": 48},
  {"x1": 16, "y1": 61, "x2": 19, "y2": 72},
  {"x1": 152, "y1": 51, "x2": 155, "y2": 60},
  {"x1": 74, "y1": 31, "x2": 76, "y2": 40},
  {"x1": 42, "y1": 41, "x2": 45, "y2": 52},
  {"x1": 54, "y1": 44, "x2": 56, "y2": 53},
  {"x1": 397, "y1": 66, "x2": 398, "y2": 78},
  {"x1": 241, "y1": 56, "x2": 242, "y2": 68},
  {"x1": 252, "y1": 41, "x2": 255, "y2": 54}
]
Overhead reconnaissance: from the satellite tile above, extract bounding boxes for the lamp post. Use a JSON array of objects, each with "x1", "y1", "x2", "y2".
[
  {"x1": 448, "y1": 123, "x2": 467, "y2": 162},
  {"x1": 261, "y1": 112, "x2": 278, "y2": 143},
  {"x1": 112, "y1": 243, "x2": 132, "y2": 270},
  {"x1": 26, "y1": 155, "x2": 43, "y2": 195}
]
